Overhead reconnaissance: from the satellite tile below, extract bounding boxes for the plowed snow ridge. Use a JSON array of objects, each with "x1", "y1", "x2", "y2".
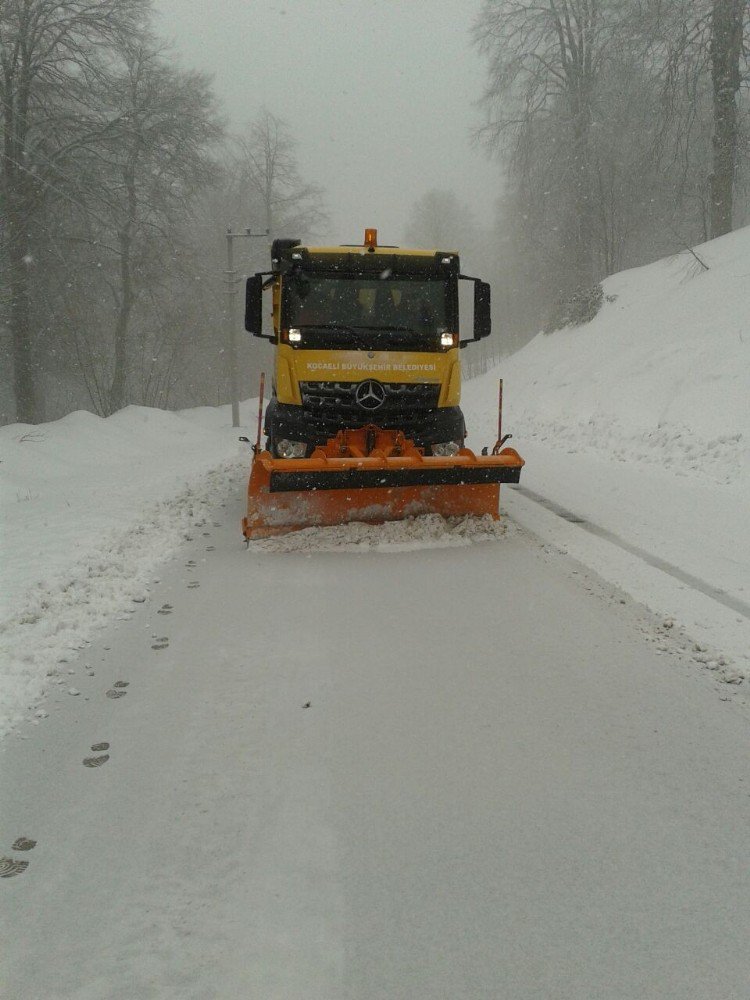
[{"x1": 246, "y1": 514, "x2": 508, "y2": 554}]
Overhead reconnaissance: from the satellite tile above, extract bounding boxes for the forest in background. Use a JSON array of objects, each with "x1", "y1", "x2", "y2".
[
  {"x1": 471, "y1": 0, "x2": 749, "y2": 356},
  {"x1": 2, "y1": 0, "x2": 748, "y2": 424},
  {"x1": 1, "y1": 0, "x2": 325, "y2": 424}
]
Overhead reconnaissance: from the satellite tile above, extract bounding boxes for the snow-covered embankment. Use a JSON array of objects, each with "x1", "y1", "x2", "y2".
[
  {"x1": 0, "y1": 404, "x2": 252, "y2": 737},
  {"x1": 464, "y1": 225, "x2": 750, "y2": 677}
]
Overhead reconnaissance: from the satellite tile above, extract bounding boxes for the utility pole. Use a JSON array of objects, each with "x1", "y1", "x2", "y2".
[{"x1": 224, "y1": 226, "x2": 269, "y2": 427}]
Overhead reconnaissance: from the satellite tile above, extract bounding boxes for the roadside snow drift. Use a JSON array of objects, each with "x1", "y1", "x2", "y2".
[
  {"x1": 466, "y1": 225, "x2": 750, "y2": 486},
  {"x1": 464, "y1": 225, "x2": 749, "y2": 677},
  {"x1": 0, "y1": 404, "x2": 253, "y2": 737}
]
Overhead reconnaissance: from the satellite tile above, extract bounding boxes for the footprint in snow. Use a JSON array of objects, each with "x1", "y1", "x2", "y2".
[
  {"x1": 187, "y1": 581, "x2": 200, "y2": 589},
  {"x1": 206, "y1": 546, "x2": 215, "y2": 551},
  {"x1": 106, "y1": 689, "x2": 127, "y2": 699},
  {"x1": 151, "y1": 638, "x2": 169, "y2": 649},
  {"x1": 83, "y1": 754, "x2": 110, "y2": 767},
  {"x1": 3, "y1": 838, "x2": 36, "y2": 878},
  {"x1": 157, "y1": 604, "x2": 173, "y2": 615},
  {"x1": 0, "y1": 837, "x2": 36, "y2": 878},
  {"x1": 1, "y1": 856, "x2": 30, "y2": 878},
  {"x1": 12, "y1": 838, "x2": 36, "y2": 852},
  {"x1": 84, "y1": 739, "x2": 111, "y2": 767}
]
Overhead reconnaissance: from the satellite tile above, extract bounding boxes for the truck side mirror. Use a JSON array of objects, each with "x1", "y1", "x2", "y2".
[
  {"x1": 245, "y1": 275, "x2": 263, "y2": 335},
  {"x1": 474, "y1": 280, "x2": 491, "y2": 340}
]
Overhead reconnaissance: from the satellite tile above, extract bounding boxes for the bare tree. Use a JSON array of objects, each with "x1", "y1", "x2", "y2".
[
  {"x1": 709, "y1": 0, "x2": 745, "y2": 236},
  {"x1": 473, "y1": 0, "x2": 625, "y2": 286},
  {"x1": 403, "y1": 190, "x2": 477, "y2": 250},
  {"x1": 233, "y1": 108, "x2": 326, "y2": 237},
  {"x1": 472, "y1": 0, "x2": 750, "y2": 343},
  {"x1": 0, "y1": 0, "x2": 148, "y2": 422},
  {"x1": 91, "y1": 41, "x2": 223, "y2": 412},
  {"x1": 641, "y1": 0, "x2": 749, "y2": 238}
]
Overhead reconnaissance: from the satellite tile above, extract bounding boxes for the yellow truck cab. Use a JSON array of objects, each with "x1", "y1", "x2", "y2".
[{"x1": 244, "y1": 228, "x2": 491, "y2": 458}]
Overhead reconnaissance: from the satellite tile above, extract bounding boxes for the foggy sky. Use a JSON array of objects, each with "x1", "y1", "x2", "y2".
[{"x1": 152, "y1": 0, "x2": 500, "y2": 246}]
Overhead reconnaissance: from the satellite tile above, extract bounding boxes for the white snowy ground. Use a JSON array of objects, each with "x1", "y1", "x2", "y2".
[
  {"x1": 6, "y1": 520, "x2": 750, "y2": 1000},
  {"x1": 0, "y1": 404, "x2": 253, "y2": 737},
  {"x1": 466, "y1": 224, "x2": 750, "y2": 678},
  {"x1": 3, "y1": 229, "x2": 750, "y2": 1000},
  {"x1": 1, "y1": 225, "x2": 748, "y2": 738}
]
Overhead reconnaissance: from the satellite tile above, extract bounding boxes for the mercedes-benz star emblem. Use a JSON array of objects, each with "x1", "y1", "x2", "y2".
[{"x1": 355, "y1": 379, "x2": 386, "y2": 410}]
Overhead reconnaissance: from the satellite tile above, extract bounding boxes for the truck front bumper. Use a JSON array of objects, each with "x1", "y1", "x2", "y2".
[{"x1": 264, "y1": 398, "x2": 466, "y2": 454}]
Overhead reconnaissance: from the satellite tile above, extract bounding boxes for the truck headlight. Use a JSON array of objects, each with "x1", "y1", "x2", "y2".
[
  {"x1": 276, "y1": 439, "x2": 307, "y2": 458},
  {"x1": 432, "y1": 441, "x2": 461, "y2": 457}
]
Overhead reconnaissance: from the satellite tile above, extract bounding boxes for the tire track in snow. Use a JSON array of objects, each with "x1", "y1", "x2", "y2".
[{"x1": 510, "y1": 484, "x2": 750, "y2": 620}]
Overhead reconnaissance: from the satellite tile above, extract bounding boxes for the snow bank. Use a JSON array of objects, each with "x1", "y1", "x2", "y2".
[
  {"x1": 0, "y1": 403, "x2": 254, "y2": 737},
  {"x1": 463, "y1": 225, "x2": 750, "y2": 676},
  {"x1": 1, "y1": 404, "x2": 251, "y2": 604},
  {"x1": 247, "y1": 513, "x2": 508, "y2": 554},
  {"x1": 466, "y1": 225, "x2": 750, "y2": 487}
]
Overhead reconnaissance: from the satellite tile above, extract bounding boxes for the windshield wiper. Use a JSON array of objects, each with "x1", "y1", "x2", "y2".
[
  {"x1": 296, "y1": 323, "x2": 356, "y2": 333},
  {"x1": 355, "y1": 325, "x2": 413, "y2": 332},
  {"x1": 294, "y1": 323, "x2": 421, "y2": 338}
]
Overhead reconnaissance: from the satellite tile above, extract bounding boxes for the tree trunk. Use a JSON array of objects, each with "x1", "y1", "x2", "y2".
[
  {"x1": 108, "y1": 254, "x2": 134, "y2": 414},
  {"x1": 108, "y1": 164, "x2": 137, "y2": 413},
  {"x1": 8, "y1": 216, "x2": 38, "y2": 424},
  {"x1": 4, "y1": 72, "x2": 41, "y2": 423},
  {"x1": 709, "y1": 0, "x2": 744, "y2": 239},
  {"x1": 571, "y1": 106, "x2": 595, "y2": 288}
]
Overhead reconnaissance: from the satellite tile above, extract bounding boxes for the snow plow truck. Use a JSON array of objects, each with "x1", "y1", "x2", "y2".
[{"x1": 241, "y1": 228, "x2": 523, "y2": 539}]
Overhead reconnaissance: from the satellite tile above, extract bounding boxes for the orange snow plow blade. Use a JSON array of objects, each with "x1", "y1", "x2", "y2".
[{"x1": 242, "y1": 426, "x2": 524, "y2": 540}]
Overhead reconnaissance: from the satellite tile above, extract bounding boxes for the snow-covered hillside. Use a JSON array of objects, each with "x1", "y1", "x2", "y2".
[
  {"x1": 1, "y1": 227, "x2": 748, "y2": 739},
  {"x1": 468, "y1": 225, "x2": 750, "y2": 487}
]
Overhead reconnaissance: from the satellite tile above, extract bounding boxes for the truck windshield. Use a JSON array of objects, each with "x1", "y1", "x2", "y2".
[{"x1": 283, "y1": 275, "x2": 453, "y2": 350}]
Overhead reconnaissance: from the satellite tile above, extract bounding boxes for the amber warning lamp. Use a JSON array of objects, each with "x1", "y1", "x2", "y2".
[{"x1": 364, "y1": 228, "x2": 378, "y2": 250}]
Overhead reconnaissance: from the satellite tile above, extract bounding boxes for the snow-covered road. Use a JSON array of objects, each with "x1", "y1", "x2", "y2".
[{"x1": 4, "y1": 483, "x2": 750, "y2": 1000}]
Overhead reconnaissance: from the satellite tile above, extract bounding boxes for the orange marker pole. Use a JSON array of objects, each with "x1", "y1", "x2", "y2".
[
  {"x1": 498, "y1": 378, "x2": 503, "y2": 444},
  {"x1": 255, "y1": 372, "x2": 265, "y2": 453}
]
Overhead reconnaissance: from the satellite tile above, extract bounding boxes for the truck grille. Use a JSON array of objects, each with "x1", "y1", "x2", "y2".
[{"x1": 299, "y1": 381, "x2": 441, "y2": 439}]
